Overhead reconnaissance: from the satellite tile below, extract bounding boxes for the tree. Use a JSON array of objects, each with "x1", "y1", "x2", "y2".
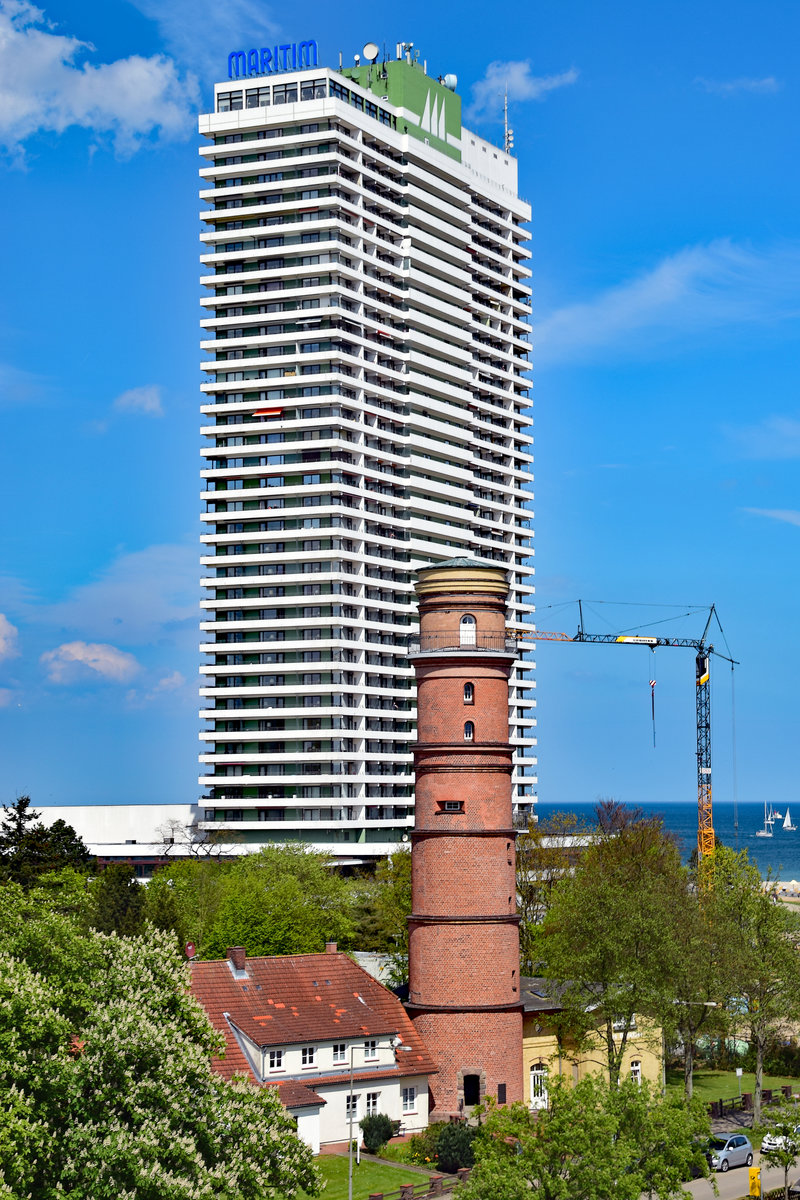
[
  {"x1": 459, "y1": 1076, "x2": 709, "y2": 1200},
  {"x1": 359, "y1": 1113, "x2": 394, "y2": 1154},
  {"x1": 538, "y1": 818, "x2": 685, "y2": 1084},
  {"x1": 0, "y1": 797, "x2": 93, "y2": 886},
  {"x1": 759, "y1": 1099, "x2": 800, "y2": 1200},
  {"x1": 202, "y1": 845, "x2": 354, "y2": 959},
  {"x1": 0, "y1": 883, "x2": 320, "y2": 1199},
  {"x1": 349, "y1": 848, "x2": 412, "y2": 982},
  {"x1": 701, "y1": 846, "x2": 800, "y2": 1125},
  {"x1": 516, "y1": 810, "x2": 590, "y2": 974},
  {"x1": 90, "y1": 863, "x2": 145, "y2": 936}
]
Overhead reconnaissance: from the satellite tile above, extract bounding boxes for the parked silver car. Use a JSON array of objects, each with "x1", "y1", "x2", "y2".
[{"x1": 707, "y1": 1134, "x2": 754, "y2": 1172}]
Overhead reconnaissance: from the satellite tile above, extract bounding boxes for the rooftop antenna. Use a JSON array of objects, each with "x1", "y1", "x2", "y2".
[{"x1": 503, "y1": 85, "x2": 514, "y2": 154}]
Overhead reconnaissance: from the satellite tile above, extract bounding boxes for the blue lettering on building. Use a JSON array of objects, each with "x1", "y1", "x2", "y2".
[{"x1": 228, "y1": 39, "x2": 318, "y2": 80}]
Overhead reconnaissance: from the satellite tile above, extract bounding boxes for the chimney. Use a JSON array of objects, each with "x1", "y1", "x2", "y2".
[
  {"x1": 227, "y1": 946, "x2": 246, "y2": 971},
  {"x1": 325, "y1": 941, "x2": 338, "y2": 954}
]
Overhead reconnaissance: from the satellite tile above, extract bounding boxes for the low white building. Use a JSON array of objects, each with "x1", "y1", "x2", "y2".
[{"x1": 190, "y1": 944, "x2": 435, "y2": 1151}]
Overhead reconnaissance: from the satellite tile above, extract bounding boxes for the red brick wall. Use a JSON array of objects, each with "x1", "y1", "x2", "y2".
[{"x1": 413, "y1": 1009, "x2": 524, "y2": 1112}]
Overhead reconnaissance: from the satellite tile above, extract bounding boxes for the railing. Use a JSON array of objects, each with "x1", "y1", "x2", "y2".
[
  {"x1": 367, "y1": 1167, "x2": 472, "y2": 1200},
  {"x1": 408, "y1": 632, "x2": 518, "y2": 655},
  {"x1": 706, "y1": 1083, "x2": 793, "y2": 1117}
]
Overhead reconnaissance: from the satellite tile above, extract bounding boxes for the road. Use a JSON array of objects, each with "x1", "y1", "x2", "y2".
[{"x1": 683, "y1": 1152, "x2": 796, "y2": 1199}]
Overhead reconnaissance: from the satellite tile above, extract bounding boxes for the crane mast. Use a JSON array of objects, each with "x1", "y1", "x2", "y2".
[{"x1": 515, "y1": 604, "x2": 734, "y2": 861}]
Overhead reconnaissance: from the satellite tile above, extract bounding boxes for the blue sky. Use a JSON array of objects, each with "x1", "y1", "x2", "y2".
[{"x1": 0, "y1": 0, "x2": 798, "y2": 817}]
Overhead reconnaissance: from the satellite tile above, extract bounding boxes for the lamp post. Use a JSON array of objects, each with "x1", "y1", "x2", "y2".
[{"x1": 348, "y1": 1045, "x2": 357, "y2": 1200}]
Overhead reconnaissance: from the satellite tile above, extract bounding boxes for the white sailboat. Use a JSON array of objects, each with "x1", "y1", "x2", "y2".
[
  {"x1": 783, "y1": 809, "x2": 797, "y2": 832},
  {"x1": 756, "y1": 799, "x2": 775, "y2": 838}
]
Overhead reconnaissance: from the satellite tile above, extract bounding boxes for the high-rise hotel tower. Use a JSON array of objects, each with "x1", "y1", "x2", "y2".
[{"x1": 197, "y1": 41, "x2": 535, "y2": 862}]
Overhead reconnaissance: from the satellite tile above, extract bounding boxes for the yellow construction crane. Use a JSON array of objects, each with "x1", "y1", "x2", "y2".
[{"x1": 511, "y1": 604, "x2": 737, "y2": 862}]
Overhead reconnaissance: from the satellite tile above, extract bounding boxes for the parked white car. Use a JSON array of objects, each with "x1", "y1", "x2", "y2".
[{"x1": 762, "y1": 1125, "x2": 800, "y2": 1154}]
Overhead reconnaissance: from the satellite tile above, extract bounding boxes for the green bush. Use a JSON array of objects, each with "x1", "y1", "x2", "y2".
[
  {"x1": 407, "y1": 1122, "x2": 444, "y2": 1164},
  {"x1": 436, "y1": 1123, "x2": 476, "y2": 1173},
  {"x1": 360, "y1": 1113, "x2": 395, "y2": 1154}
]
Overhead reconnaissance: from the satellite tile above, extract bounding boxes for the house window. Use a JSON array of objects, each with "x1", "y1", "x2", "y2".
[
  {"x1": 268, "y1": 1049, "x2": 284, "y2": 1072},
  {"x1": 530, "y1": 1063, "x2": 548, "y2": 1110},
  {"x1": 402, "y1": 1086, "x2": 416, "y2": 1113},
  {"x1": 463, "y1": 682, "x2": 474, "y2": 704},
  {"x1": 460, "y1": 614, "x2": 477, "y2": 646},
  {"x1": 612, "y1": 1015, "x2": 636, "y2": 1032},
  {"x1": 366, "y1": 1091, "x2": 380, "y2": 1116},
  {"x1": 630, "y1": 1060, "x2": 642, "y2": 1086},
  {"x1": 301, "y1": 1046, "x2": 316, "y2": 1068},
  {"x1": 345, "y1": 1094, "x2": 359, "y2": 1118},
  {"x1": 364, "y1": 1039, "x2": 378, "y2": 1060},
  {"x1": 333, "y1": 1043, "x2": 346, "y2": 1064},
  {"x1": 464, "y1": 721, "x2": 474, "y2": 741}
]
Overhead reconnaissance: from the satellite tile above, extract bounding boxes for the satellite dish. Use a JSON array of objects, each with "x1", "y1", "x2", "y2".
[{"x1": 363, "y1": 41, "x2": 380, "y2": 63}]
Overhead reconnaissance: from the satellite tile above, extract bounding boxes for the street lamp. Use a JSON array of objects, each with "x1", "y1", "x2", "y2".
[{"x1": 348, "y1": 1039, "x2": 414, "y2": 1200}]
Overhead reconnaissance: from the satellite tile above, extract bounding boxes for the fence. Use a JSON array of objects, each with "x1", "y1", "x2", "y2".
[
  {"x1": 368, "y1": 1167, "x2": 472, "y2": 1200},
  {"x1": 707, "y1": 1084, "x2": 794, "y2": 1118}
]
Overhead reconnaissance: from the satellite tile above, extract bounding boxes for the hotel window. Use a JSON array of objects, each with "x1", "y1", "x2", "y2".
[
  {"x1": 364, "y1": 1039, "x2": 378, "y2": 1060},
  {"x1": 301, "y1": 1046, "x2": 316, "y2": 1067},
  {"x1": 301, "y1": 79, "x2": 327, "y2": 100},
  {"x1": 366, "y1": 1091, "x2": 380, "y2": 1116},
  {"x1": 333, "y1": 1043, "x2": 346, "y2": 1064},
  {"x1": 402, "y1": 1086, "x2": 416, "y2": 1113},
  {"x1": 268, "y1": 1049, "x2": 284, "y2": 1072},
  {"x1": 273, "y1": 83, "x2": 298, "y2": 104},
  {"x1": 246, "y1": 86, "x2": 270, "y2": 108},
  {"x1": 464, "y1": 721, "x2": 474, "y2": 742},
  {"x1": 217, "y1": 90, "x2": 243, "y2": 112},
  {"x1": 463, "y1": 682, "x2": 474, "y2": 705}
]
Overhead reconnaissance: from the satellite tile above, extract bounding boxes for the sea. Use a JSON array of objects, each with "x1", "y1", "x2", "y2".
[{"x1": 535, "y1": 800, "x2": 800, "y2": 884}]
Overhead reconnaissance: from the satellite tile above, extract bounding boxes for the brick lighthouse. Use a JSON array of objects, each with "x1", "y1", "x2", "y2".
[{"x1": 407, "y1": 558, "x2": 523, "y2": 1117}]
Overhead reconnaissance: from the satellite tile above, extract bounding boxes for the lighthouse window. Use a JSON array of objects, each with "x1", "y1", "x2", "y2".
[
  {"x1": 463, "y1": 682, "x2": 474, "y2": 705},
  {"x1": 443, "y1": 800, "x2": 463, "y2": 812},
  {"x1": 464, "y1": 721, "x2": 474, "y2": 741}
]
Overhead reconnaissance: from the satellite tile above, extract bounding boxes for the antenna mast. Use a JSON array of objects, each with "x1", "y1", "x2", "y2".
[{"x1": 503, "y1": 86, "x2": 514, "y2": 154}]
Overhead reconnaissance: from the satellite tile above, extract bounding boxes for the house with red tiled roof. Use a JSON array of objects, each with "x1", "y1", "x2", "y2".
[{"x1": 190, "y1": 943, "x2": 437, "y2": 1152}]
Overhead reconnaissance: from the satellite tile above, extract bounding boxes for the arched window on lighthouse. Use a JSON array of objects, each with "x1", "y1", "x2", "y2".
[
  {"x1": 464, "y1": 721, "x2": 474, "y2": 741},
  {"x1": 463, "y1": 682, "x2": 474, "y2": 705},
  {"x1": 460, "y1": 614, "x2": 477, "y2": 646}
]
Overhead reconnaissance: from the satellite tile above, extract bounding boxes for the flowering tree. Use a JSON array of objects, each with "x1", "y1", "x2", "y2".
[{"x1": 0, "y1": 882, "x2": 319, "y2": 1199}]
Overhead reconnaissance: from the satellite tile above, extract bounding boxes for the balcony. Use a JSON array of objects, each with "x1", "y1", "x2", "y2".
[{"x1": 407, "y1": 631, "x2": 519, "y2": 655}]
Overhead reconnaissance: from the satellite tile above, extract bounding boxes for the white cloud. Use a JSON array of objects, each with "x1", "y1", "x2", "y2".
[
  {"x1": 536, "y1": 239, "x2": 800, "y2": 366},
  {"x1": 40, "y1": 640, "x2": 141, "y2": 684},
  {"x1": 128, "y1": 0, "x2": 279, "y2": 78},
  {"x1": 36, "y1": 544, "x2": 197, "y2": 645},
  {"x1": 724, "y1": 415, "x2": 800, "y2": 460},
  {"x1": 743, "y1": 509, "x2": 800, "y2": 527},
  {"x1": 467, "y1": 60, "x2": 578, "y2": 123},
  {"x1": 0, "y1": 688, "x2": 13, "y2": 707},
  {"x1": 696, "y1": 76, "x2": 780, "y2": 96},
  {"x1": 0, "y1": 614, "x2": 20, "y2": 661},
  {"x1": 150, "y1": 670, "x2": 186, "y2": 693},
  {"x1": 113, "y1": 384, "x2": 164, "y2": 417},
  {"x1": 0, "y1": 0, "x2": 199, "y2": 158}
]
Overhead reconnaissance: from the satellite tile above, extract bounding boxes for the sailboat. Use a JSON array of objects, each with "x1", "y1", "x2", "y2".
[
  {"x1": 756, "y1": 800, "x2": 775, "y2": 838},
  {"x1": 784, "y1": 809, "x2": 797, "y2": 832}
]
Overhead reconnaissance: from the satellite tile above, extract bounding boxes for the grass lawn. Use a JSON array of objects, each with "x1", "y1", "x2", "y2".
[
  {"x1": 297, "y1": 1154, "x2": 432, "y2": 1200},
  {"x1": 666, "y1": 1068, "x2": 800, "y2": 1102}
]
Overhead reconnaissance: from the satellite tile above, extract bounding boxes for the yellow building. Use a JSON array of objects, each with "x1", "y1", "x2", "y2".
[{"x1": 521, "y1": 978, "x2": 662, "y2": 1108}]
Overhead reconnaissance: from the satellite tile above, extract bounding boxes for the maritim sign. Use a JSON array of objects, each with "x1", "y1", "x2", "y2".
[{"x1": 228, "y1": 40, "x2": 318, "y2": 80}]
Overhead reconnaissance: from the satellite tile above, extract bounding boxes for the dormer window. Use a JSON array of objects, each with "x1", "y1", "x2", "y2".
[
  {"x1": 333, "y1": 1042, "x2": 346, "y2": 1064},
  {"x1": 463, "y1": 682, "x2": 474, "y2": 705},
  {"x1": 268, "y1": 1049, "x2": 284, "y2": 1072},
  {"x1": 364, "y1": 1039, "x2": 378, "y2": 1060}
]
